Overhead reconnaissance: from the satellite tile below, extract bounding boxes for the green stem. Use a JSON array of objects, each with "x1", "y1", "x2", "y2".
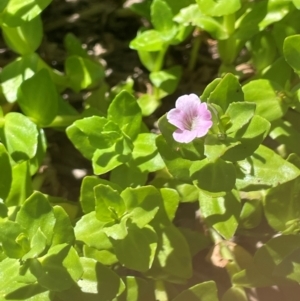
[
  {"x1": 154, "y1": 86, "x2": 161, "y2": 101},
  {"x1": 45, "y1": 115, "x2": 81, "y2": 128},
  {"x1": 188, "y1": 29, "x2": 202, "y2": 71},
  {"x1": 153, "y1": 45, "x2": 168, "y2": 72},
  {"x1": 155, "y1": 280, "x2": 168, "y2": 301},
  {"x1": 208, "y1": 228, "x2": 241, "y2": 276},
  {"x1": 32, "y1": 173, "x2": 47, "y2": 191},
  {"x1": 218, "y1": 13, "x2": 237, "y2": 65},
  {"x1": 224, "y1": 14, "x2": 236, "y2": 36},
  {"x1": 208, "y1": 227, "x2": 250, "y2": 300}
]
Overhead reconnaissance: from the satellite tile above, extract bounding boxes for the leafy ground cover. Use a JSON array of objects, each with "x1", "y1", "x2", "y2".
[{"x1": 1, "y1": 0, "x2": 300, "y2": 300}]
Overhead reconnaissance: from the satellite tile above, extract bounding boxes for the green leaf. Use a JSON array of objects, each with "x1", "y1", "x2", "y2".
[
  {"x1": 274, "y1": 248, "x2": 300, "y2": 282},
  {"x1": 234, "y1": 1, "x2": 267, "y2": 41},
  {"x1": 110, "y1": 223, "x2": 157, "y2": 272},
  {"x1": 136, "y1": 49, "x2": 160, "y2": 72},
  {"x1": 29, "y1": 128, "x2": 47, "y2": 175},
  {"x1": 4, "y1": 284, "x2": 51, "y2": 301},
  {"x1": 222, "y1": 286, "x2": 248, "y2": 301},
  {"x1": 174, "y1": 4, "x2": 228, "y2": 40},
  {"x1": 283, "y1": 34, "x2": 300, "y2": 74},
  {"x1": 160, "y1": 188, "x2": 179, "y2": 222},
  {"x1": 233, "y1": 266, "x2": 278, "y2": 288},
  {"x1": 137, "y1": 93, "x2": 161, "y2": 116},
  {"x1": 0, "y1": 53, "x2": 66, "y2": 103},
  {"x1": 222, "y1": 115, "x2": 271, "y2": 162},
  {"x1": 234, "y1": 235, "x2": 300, "y2": 288},
  {"x1": 0, "y1": 144, "x2": 12, "y2": 202},
  {"x1": 0, "y1": 258, "x2": 34, "y2": 297},
  {"x1": 64, "y1": 33, "x2": 89, "y2": 58},
  {"x1": 264, "y1": 176, "x2": 300, "y2": 233},
  {"x1": 259, "y1": 0, "x2": 291, "y2": 30},
  {"x1": 236, "y1": 145, "x2": 300, "y2": 191},
  {"x1": 30, "y1": 244, "x2": 83, "y2": 291},
  {"x1": 239, "y1": 200, "x2": 263, "y2": 229},
  {"x1": 2, "y1": 16, "x2": 43, "y2": 54},
  {"x1": 107, "y1": 91, "x2": 142, "y2": 140},
  {"x1": 255, "y1": 234, "x2": 300, "y2": 275},
  {"x1": 172, "y1": 281, "x2": 219, "y2": 301},
  {"x1": 196, "y1": 0, "x2": 241, "y2": 17},
  {"x1": 94, "y1": 184, "x2": 126, "y2": 223},
  {"x1": 65, "y1": 55, "x2": 105, "y2": 92},
  {"x1": 92, "y1": 134, "x2": 133, "y2": 175},
  {"x1": 80, "y1": 176, "x2": 122, "y2": 214},
  {"x1": 132, "y1": 133, "x2": 165, "y2": 172},
  {"x1": 66, "y1": 116, "x2": 121, "y2": 160},
  {"x1": 18, "y1": 69, "x2": 58, "y2": 126},
  {"x1": 225, "y1": 102, "x2": 256, "y2": 134},
  {"x1": 148, "y1": 223, "x2": 192, "y2": 281},
  {"x1": 201, "y1": 78, "x2": 222, "y2": 101},
  {"x1": 179, "y1": 227, "x2": 211, "y2": 256},
  {"x1": 2, "y1": 112, "x2": 38, "y2": 162},
  {"x1": 16, "y1": 192, "x2": 56, "y2": 246},
  {"x1": 51, "y1": 206, "x2": 75, "y2": 246},
  {"x1": 250, "y1": 32, "x2": 277, "y2": 72},
  {"x1": 262, "y1": 57, "x2": 293, "y2": 88},
  {"x1": 242, "y1": 79, "x2": 288, "y2": 122},
  {"x1": 199, "y1": 190, "x2": 241, "y2": 239},
  {"x1": 270, "y1": 119, "x2": 300, "y2": 157},
  {"x1": 0, "y1": 55, "x2": 36, "y2": 103},
  {"x1": 150, "y1": 0, "x2": 177, "y2": 41},
  {"x1": 2, "y1": 0, "x2": 52, "y2": 25},
  {"x1": 121, "y1": 186, "x2": 160, "y2": 228},
  {"x1": 130, "y1": 30, "x2": 165, "y2": 52},
  {"x1": 190, "y1": 158, "x2": 236, "y2": 193},
  {"x1": 150, "y1": 66, "x2": 182, "y2": 94},
  {"x1": 156, "y1": 135, "x2": 192, "y2": 182},
  {"x1": 22, "y1": 228, "x2": 47, "y2": 260},
  {"x1": 75, "y1": 211, "x2": 112, "y2": 250},
  {"x1": 0, "y1": 0, "x2": 9, "y2": 12},
  {"x1": 77, "y1": 257, "x2": 124, "y2": 300},
  {"x1": 204, "y1": 135, "x2": 240, "y2": 162},
  {"x1": 5, "y1": 161, "x2": 33, "y2": 207},
  {"x1": 158, "y1": 114, "x2": 205, "y2": 161},
  {"x1": 293, "y1": 0, "x2": 300, "y2": 9},
  {"x1": 83, "y1": 245, "x2": 117, "y2": 266},
  {"x1": 110, "y1": 163, "x2": 148, "y2": 189},
  {"x1": 117, "y1": 276, "x2": 155, "y2": 301},
  {"x1": 208, "y1": 73, "x2": 244, "y2": 112},
  {"x1": 0, "y1": 220, "x2": 27, "y2": 258}
]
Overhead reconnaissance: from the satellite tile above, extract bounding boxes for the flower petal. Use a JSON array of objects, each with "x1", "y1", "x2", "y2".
[
  {"x1": 198, "y1": 103, "x2": 212, "y2": 120},
  {"x1": 175, "y1": 94, "x2": 200, "y2": 110},
  {"x1": 173, "y1": 129, "x2": 197, "y2": 143},
  {"x1": 166, "y1": 108, "x2": 186, "y2": 130},
  {"x1": 194, "y1": 120, "x2": 213, "y2": 137}
]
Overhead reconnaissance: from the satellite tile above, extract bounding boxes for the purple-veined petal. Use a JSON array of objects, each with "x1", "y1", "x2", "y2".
[
  {"x1": 175, "y1": 93, "x2": 200, "y2": 110},
  {"x1": 166, "y1": 108, "x2": 186, "y2": 130},
  {"x1": 167, "y1": 94, "x2": 213, "y2": 143},
  {"x1": 173, "y1": 129, "x2": 197, "y2": 143}
]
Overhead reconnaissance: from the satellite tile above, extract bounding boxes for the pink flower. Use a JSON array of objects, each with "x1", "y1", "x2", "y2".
[{"x1": 167, "y1": 94, "x2": 213, "y2": 143}]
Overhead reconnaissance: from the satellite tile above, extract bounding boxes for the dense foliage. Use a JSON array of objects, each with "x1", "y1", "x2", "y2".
[{"x1": 1, "y1": 0, "x2": 300, "y2": 300}]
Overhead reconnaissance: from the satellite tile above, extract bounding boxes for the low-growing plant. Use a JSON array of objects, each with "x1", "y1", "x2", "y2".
[{"x1": 1, "y1": 0, "x2": 300, "y2": 300}]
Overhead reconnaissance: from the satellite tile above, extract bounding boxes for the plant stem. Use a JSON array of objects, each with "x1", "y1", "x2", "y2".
[
  {"x1": 188, "y1": 28, "x2": 202, "y2": 71},
  {"x1": 45, "y1": 115, "x2": 80, "y2": 128},
  {"x1": 224, "y1": 14, "x2": 236, "y2": 36},
  {"x1": 153, "y1": 46, "x2": 168, "y2": 72},
  {"x1": 218, "y1": 13, "x2": 237, "y2": 65},
  {"x1": 155, "y1": 280, "x2": 168, "y2": 301},
  {"x1": 208, "y1": 227, "x2": 250, "y2": 300}
]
